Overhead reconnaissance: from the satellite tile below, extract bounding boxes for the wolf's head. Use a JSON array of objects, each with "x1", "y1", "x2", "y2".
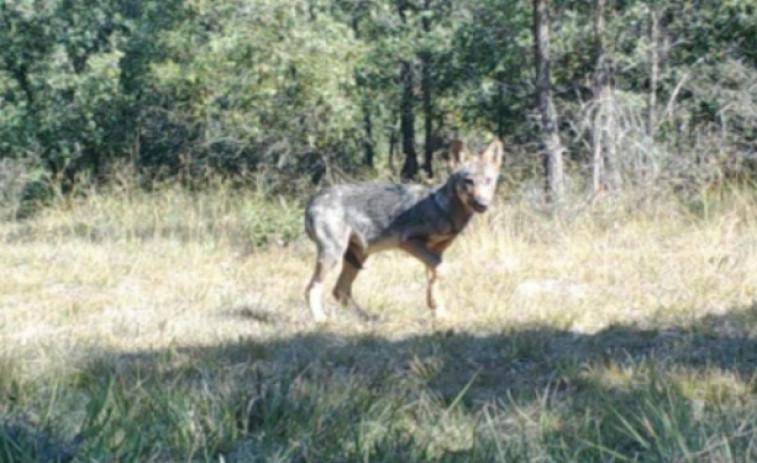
[{"x1": 447, "y1": 138, "x2": 504, "y2": 213}]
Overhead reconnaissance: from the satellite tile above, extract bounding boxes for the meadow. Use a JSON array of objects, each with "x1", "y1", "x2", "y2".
[{"x1": 2, "y1": 181, "x2": 757, "y2": 462}]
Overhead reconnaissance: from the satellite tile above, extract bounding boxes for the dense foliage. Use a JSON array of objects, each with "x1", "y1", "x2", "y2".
[{"x1": 1, "y1": 0, "x2": 756, "y2": 197}]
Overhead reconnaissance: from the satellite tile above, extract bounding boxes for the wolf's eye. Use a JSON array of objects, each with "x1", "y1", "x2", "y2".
[{"x1": 463, "y1": 178, "x2": 474, "y2": 187}]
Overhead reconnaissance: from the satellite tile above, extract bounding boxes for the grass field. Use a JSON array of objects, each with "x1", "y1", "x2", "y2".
[{"x1": 2, "y1": 183, "x2": 757, "y2": 462}]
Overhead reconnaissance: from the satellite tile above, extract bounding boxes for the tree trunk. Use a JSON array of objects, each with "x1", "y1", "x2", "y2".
[
  {"x1": 533, "y1": 0, "x2": 565, "y2": 204},
  {"x1": 591, "y1": 0, "x2": 621, "y2": 193},
  {"x1": 350, "y1": 12, "x2": 374, "y2": 169},
  {"x1": 591, "y1": 0, "x2": 605, "y2": 194},
  {"x1": 363, "y1": 108, "x2": 374, "y2": 168},
  {"x1": 400, "y1": 59, "x2": 418, "y2": 180},
  {"x1": 647, "y1": 7, "x2": 659, "y2": 138},
  {"x1": 389, "y1": 121, "x2": 398, "y2": 173},
  {"x1": 420, "y1": 58, "x2": 433, "y2": 178},
  {"x1": 420, "y1": 0, "x2": 434, "y2": 178},
  {"x1": 496, "y1": 83, "x2": 506, "y2": 141}
]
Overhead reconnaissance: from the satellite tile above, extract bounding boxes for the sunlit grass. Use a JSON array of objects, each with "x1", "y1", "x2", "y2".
[{"x1": 1, "y1": 182, "x2": 757, "y2": 461}]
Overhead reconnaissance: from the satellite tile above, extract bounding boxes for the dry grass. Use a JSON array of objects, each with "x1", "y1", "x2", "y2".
[{"x1": 2, "y1": 183, "x2": 757, "y2": 461}]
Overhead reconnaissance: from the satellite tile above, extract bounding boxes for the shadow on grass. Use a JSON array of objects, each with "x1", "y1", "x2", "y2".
[{"x1": 3, "y1": 303, "x2": 757, "y2": 461}]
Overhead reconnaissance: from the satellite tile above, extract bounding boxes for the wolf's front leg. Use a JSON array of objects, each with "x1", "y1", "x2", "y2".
[
  {"x1": 402, "y1": 239, "x2": 447, "y2": 318},
  {"x1": 426, "y1": 263, "x2": 447, "y2": 318}
]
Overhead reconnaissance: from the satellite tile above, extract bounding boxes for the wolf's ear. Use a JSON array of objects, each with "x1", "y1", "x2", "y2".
[
  {"x1": 448, "y1": 139, "x2": 469, "y2": 169},
  {"x1": 481, "y1": 138, "x2": 504, "y2": 168}
]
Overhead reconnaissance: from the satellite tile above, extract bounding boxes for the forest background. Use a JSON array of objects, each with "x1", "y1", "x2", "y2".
[{"x1": 2, "y1": 0, "x2": 755, "y2": 205}]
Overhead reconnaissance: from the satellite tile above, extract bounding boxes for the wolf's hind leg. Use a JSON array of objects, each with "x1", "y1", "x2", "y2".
[
  {"x1": 332, "y1": 242, "x2": 377, "y2": 320},
  {"x1": 333, "y1": 242, "x2": 365, "y2": 304},
  {"x1": 333, "y1": 261, "x2": 359, "y2": 306},
  {"x1": 305, "y1": 258, "x2": 338, "y2": 323},
  {"x1": 304, "y1": 224, "x2": 349, "y2": 323}
]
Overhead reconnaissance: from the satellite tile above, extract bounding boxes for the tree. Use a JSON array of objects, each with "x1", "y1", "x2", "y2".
[
  {"x1": 590, "y1": 0, "x2": 620, "y2": 193},
  {"x1": 396, "y1": 0, "x2": 419, "y2": 180},
  {"x1": 419, "y1": 0, "x2": 434, "y2": 178},
  {"x1": 399, "y1": 59, "x2": 419, "y2": 179},
  {"x1": 533, "y1": 0, "x2": 565, "y2": 203}
]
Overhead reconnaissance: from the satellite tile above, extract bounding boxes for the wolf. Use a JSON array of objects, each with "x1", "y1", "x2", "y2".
[{"x1": 303, "y1": 138, "x2": 503, "y2": 322}]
